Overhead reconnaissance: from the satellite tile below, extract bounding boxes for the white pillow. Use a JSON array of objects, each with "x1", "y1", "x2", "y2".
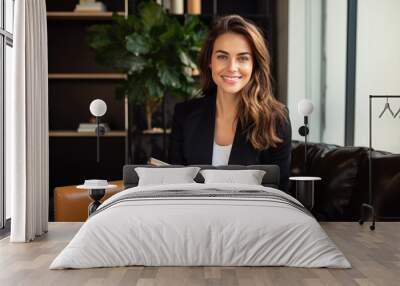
[
  {"x1": 135, "y1": 167, "x2": 201, "y2": 186},
  {"x1": 200, "y1": 169, "x2": 266, "y2": 185}
]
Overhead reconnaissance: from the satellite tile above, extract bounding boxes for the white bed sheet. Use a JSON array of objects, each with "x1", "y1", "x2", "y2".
[{"x1": 50, "y1": 183, "x2": 351, "y2": 269}]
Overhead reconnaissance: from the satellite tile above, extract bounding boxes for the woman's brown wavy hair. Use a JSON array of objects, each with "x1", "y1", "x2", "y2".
[{"x1": 199, "y1": 15, "x2": 288, "y2": 150}]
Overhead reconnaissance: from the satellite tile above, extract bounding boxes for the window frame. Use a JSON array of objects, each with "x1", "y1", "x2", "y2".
[
  {"x1": 344, "y1": 0, "x2": 357, "y2": 146},
  {"x1": 0, "y1": 0, "x2": 13, "y2": 231}
]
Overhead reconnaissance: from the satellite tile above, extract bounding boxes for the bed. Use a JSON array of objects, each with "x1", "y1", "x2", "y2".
[{"x1": 50, "y1": 165, "x2": 351, "y2": 269}]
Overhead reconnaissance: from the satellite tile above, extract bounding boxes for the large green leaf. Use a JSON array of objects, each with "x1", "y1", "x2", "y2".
[
  {"x1": 122, "y1": 56, "x2": 148, "y2": 74},
  {"x1": 87, "y1": 26, "x2": 112, "y2": 50},
  {"x1": 159, "y1": 23, "x2": 178, "y2": 44},
  {"x1": 145, "y1": 78, "x2": 164, "y2": 100},
  {"x1": 139, "y1": 1, "x2": 164, "y2": 32},
  {"x1": 178, "y1": 50, "x2": 197, "y2": 69},
  {"x1": 126, "y1": 33, "x2": 150, "y2": 55},
  {"x1": 158, "y1": 65, "x2": 181, "y2": 88},
  {"x1": 183, "y1": 16, "x2": 200, "y2": 34},
  {"x1": 182, "y1": 67, "x2": 195, "y2": 82}
]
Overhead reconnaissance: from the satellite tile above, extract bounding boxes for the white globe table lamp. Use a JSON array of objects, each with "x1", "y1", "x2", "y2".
[
  {"x1": 90, "y1": 99, "x2": 107, "y2": 117},
  {"x1": 89, "y1": 99, "x2": 107, "y2": 163},
  {"x1": 297, "y1": 99, "x2": 314, "y2": 174}
]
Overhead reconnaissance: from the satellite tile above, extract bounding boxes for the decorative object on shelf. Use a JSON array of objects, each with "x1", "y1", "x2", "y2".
[
  {"x1": 142, "y1": 127, "x2": 171, "y2": 134},
  {"x1": 187, "y1": 0, "x2": 201, "y2": 15},
  {"x1": 89, "y1": 116, "x2": 97, "y2": 124},
  {"x1": 88, "y1": 1, "x2": 208, "y2": 131},
  {"x1": 77, "y1": 122, "x2": 110, "y2": 133},
  {"x1": 89, "y1": 99, "x2": 107, "y2": 163},
  {"x1": 148, "y1": 157, "x2": 170, "y2": 166},
  {"x1": 77, "y1": 180, "x2": 117, "y2": 215},
  {"x1": 75, "y1": 0, "x2": 107, "y2": 13},
  {"x1": 359, "y1": 95, "x2": 400, "y2": 231},
  {"x1": 297, "y1": 99, "x2": 314, "y2": 175},
  {"x1": 170, "y1": 0, "x2": 184, "y2": 14}
]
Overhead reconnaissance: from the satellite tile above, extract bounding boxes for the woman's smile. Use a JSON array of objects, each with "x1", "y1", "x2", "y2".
[{"x1": 221, "y1": 75, "x2": 243, "y2": 84}]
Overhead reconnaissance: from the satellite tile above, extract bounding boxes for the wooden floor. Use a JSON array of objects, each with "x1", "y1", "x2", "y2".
[{"x1": 0, "y1": 222, "x2": 399, "y2": 286}]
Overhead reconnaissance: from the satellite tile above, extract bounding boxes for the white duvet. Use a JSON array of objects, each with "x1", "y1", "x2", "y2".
[{"x1": 50, "y1": 183, "x2": 351, "y2": 269}]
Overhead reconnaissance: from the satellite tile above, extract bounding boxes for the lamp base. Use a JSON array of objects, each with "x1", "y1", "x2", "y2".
[
  {"x1": 298, "y1": 126, "x2": 309, "y2": 136},
  {"x1": 359, "y1": 203, "x2": 376, "y2": 231},
  {"x1": 88, "y1": 188, "x2": 106, "y2": 216},
  {"x1": 95, "y1": 126, "x2": 106, "y2": 136}
]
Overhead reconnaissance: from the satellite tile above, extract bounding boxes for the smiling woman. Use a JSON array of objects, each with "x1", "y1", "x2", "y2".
[
  {"x1": 169, "y1": 15, "x2": 292, "y2": 192},
  {"x1": 210, "y1": 33, "x2": 253, "y2": 151}
]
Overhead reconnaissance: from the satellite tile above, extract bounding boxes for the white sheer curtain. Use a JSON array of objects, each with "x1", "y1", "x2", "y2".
[{"x1": 7, "y1": 0, "x2": 49, "y2": 242}]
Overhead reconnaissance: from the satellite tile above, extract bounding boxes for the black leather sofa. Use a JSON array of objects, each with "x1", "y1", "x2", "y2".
[{"x1": 290, "y1": 141, "x2": 400, "y2": 221}]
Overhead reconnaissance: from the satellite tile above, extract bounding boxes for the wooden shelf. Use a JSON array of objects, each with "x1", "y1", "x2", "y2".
[
  {"x1": 47, "y1": 11, "x2": 126, "y2": 20},
  {"x1": 172, "y1": 14, "x2": 268, "y2": 21},
  {"x1": 48, "y1": 73, "x2": 127, "y2": 80},
  {"x1": 49, "y1": 131, "x2": 127, "y2": 137}
]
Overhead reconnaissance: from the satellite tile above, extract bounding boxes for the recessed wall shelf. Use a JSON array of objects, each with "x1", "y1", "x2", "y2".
[
  {"x1": 47, "y1": 12, "x2": 126, "y2": 20},
  {"x1": 47, "y1": 0, "x2": 129, "y2": 222},
  {"x1": 48, "y1": 73, "x2": 127, "y2": 80},
  {"x1": 49, "y1": 131, "x2": 127, "y2": 137}
]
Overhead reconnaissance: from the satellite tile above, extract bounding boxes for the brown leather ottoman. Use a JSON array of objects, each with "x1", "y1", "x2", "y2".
[{"x1": 54, "y1": 180, "x2": 124, "y2": 222}]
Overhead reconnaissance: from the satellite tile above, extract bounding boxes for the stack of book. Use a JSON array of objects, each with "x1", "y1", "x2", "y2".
[
  {"x1": 74, "y1": 0, "x2": 107, "y2": 12},
  {"x1": 77, "y1": 123, "x2": 110, "y2": 133},
  {"x1": 148, "y1": 157, "x2": 170, "y2": 166}
]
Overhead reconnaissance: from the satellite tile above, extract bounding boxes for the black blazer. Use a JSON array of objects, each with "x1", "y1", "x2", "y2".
[{"x1": 168, "y1": 94, "x2": 292, "y2": 192}]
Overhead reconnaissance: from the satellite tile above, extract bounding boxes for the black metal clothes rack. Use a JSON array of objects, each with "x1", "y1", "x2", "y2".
[{"x1": 359, "y1": 95, "x2": 400, "y2": 231}]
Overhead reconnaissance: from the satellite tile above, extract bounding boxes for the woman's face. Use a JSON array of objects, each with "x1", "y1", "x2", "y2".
[{"x1": 210, "y1": 32, "x2": 254, "y2": 96}]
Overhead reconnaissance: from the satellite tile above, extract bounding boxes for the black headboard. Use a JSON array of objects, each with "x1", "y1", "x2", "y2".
[{"x1": 123, "y1": 165, "x2": 280, "y2": 189}]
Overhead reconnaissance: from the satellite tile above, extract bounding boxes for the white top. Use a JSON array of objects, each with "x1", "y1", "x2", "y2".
[
  {"x1": 77, "y1": 185, "x2": 117, "y2": 190},
  {"x1": 212, "y1": 141, "x2": 232, "y2": 166},
  {"x1": 289, "y1": 176, "x2": 322, "y2": 181},
  {"x1": 77, "y1": 179, "x2": 117, "y2": 190}
]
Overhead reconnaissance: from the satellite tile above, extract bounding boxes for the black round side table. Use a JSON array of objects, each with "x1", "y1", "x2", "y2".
[
  {"x1": 77, "y1": 183, "x2": 117, "y2": 216},
  {"x1": 289, "y1": 176, "x2": 321, "y2": 210}
]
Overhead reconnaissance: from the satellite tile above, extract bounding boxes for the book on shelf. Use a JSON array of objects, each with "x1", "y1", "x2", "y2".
[
  {"x1": 74, "y1": 1, "x2": 107, "y2": 13},
  {"x1": 148, "y1": 157, "x2": 170, "y2": 166},
  {"x1": 142, "y1": 128, "x2": 171, "y2": 134},
  {"x1": 77, "y1": 123, "x2": 110, "y2": 133}
]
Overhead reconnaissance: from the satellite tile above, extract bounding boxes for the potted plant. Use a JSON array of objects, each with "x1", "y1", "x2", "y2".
[{"x1": 88, "y1": 1, "x2": 208, "y2": 130}]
